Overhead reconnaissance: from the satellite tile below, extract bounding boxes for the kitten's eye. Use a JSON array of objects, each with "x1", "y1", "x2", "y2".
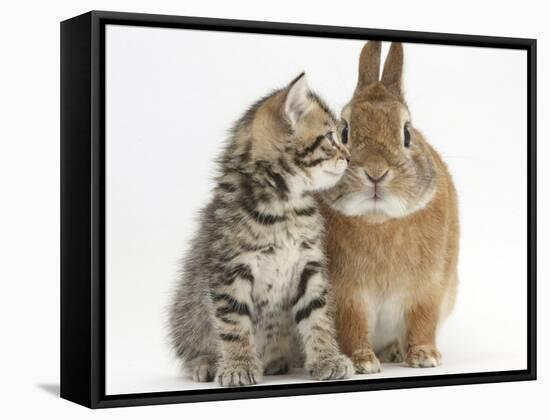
[
  {"x1": 341, "y1": 123, "x2": 349, "y2": 145},
  {"x1": 404, "y1": 123, "x2": 411, "y2": 148}
]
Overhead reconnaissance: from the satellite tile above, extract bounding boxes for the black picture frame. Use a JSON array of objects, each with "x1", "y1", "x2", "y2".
[{"x1": 60, "y1": 10, "x2": 537, "y2": 409}]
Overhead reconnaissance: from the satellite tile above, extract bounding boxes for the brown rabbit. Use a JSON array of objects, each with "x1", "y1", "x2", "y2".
[{"x1": 320, "y1": 41, "x2": 459, "y2": 373}]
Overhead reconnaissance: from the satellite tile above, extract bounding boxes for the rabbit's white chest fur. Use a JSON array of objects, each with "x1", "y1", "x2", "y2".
[{"x1": 365, "y1": 291, "x2": 406, "y2": 353}]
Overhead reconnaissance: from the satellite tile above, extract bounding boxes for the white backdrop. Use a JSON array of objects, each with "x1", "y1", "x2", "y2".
[
  {"x1": 1, "y1": 0, "x2": 548, "y2": 419},
  {"x1": 105, "y1": 25, "x2": 527, "y2": 394}
]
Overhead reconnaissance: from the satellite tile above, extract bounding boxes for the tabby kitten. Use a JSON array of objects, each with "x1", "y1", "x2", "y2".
[{"x1": 169, "y1": 73, "x2": 353, "y2": 387}]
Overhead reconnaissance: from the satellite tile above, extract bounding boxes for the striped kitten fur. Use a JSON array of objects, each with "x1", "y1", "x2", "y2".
[{"x1": 169, "y1": 73, "x2": 353, "y2": 386}]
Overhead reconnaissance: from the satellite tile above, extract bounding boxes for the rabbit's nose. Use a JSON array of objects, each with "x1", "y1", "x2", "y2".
[{"x1": 364, "y1": 169, "x2": 389, "y2": 184}]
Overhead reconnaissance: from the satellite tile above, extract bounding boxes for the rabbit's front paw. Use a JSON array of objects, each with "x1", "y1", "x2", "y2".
[
  {"x1": 351, "y1": 348, "x2": 381, "y2": 374},
  {"x1": 307, "y1": 354, "x2": 354, "y2": 380},
  {"x1": 405, "y1": 344, "x2": 441, "y2": 368},
  {"x1": 216, "y1": 359, "x2": 263, "y2": 386}
]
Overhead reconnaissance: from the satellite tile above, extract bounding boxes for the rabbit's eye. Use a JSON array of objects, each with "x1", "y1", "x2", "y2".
[
  {"x1": 341, "y1": 123, "x2": 349, "y2": 145},
  {"x1": 404, "y1": 124, "x2": 411, "y2": 148}
]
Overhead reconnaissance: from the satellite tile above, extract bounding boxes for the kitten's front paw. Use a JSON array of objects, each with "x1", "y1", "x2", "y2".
[
  {"x1": 351, "y1": 349, "x2": 381, "y2": 374},
  {"x1": 191, "y1": 362, "x2": 216, "y2": 382},
  {"x1": 187, "y1": 355, "x2": 217, "y2": 382},
  {"x1": 405, "y1": 345, "x2": 441, "y2": 368},
  {"x1": 307, "y1": 354, "x2": 354, "y2": 381},
  {"x1": 216, "y1": 360, "x2": 263, "y2": 387}
]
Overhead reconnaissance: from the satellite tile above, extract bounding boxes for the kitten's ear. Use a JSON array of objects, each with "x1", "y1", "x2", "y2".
[{"x1": 284, "y1": 72, "x2": 311, "y2": 127}]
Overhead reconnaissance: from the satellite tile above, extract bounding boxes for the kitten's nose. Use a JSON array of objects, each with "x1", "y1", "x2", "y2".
[
  {"x1": 338, "y1": 154, "x2": 350, "y2": 164},
  {"x1": 342, "y1": 150, "x2": 351, "y2": 163},
  {"x1": 364, "y1": 169, "x2": 389, "y2": 184}
]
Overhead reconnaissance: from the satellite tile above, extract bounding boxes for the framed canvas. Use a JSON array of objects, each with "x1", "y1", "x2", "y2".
[{"x1": 60, "y1": 10, "x2": 537, "y2": 409}]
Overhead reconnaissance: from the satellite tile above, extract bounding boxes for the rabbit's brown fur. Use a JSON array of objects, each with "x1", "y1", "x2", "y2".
[{"x1": 320, "y1": 42, "x2": 459, "y2": 372}]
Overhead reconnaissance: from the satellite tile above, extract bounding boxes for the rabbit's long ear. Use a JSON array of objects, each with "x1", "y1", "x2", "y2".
[
  {"x1": 381, "y1": 42, "x2": 404, "y2": 99},
  {"x1": 356, "y1": 41, "x2": 381, "y2": 92}
]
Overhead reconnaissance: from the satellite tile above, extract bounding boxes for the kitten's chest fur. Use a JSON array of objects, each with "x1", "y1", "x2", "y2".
[
  {"x1": 252, "y1": 237, "x2": 302, "y2": 307},
  {"x1": 247, "y1": 200, "x2": 323, "y2": 314}
]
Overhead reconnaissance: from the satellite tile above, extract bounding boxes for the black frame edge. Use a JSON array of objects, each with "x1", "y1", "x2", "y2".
[
  {"x1": 94, "y1": 370, "x2": 534, "y2": 409},
  {"x1": 527, "y1": 39, "x2": 537, "y2": 379},
  {"x1": 90, "y1": 9, "x2": 535, "y2": 47},
  {"x1": 60, "y1": 11, "x2": 94, "y2": 408},
  {"x1": 91, "y1": 10, "x2": 106, "y2": 409}
]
